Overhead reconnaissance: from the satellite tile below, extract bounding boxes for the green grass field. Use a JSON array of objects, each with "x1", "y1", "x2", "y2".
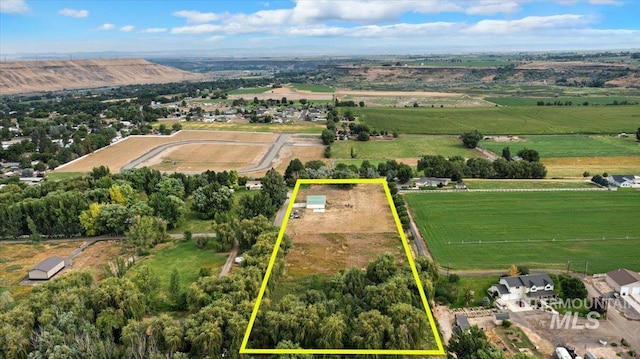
[
  {"x1": 128, "y1": 240, "x2": 227, "y2": 293},
  {"x1": 405, "y1": 191, "x2": 640, "y2": 273},
  {"x1": 356, "y1": 106, "x2": 639, "y2": 135},
  {"x1": 46, "y1": 172, "x2": 85, "y2": 181},
  {"x1": 290, "y1": 83, "x2": 335, "y2": 93},
  {"x1": 227, "y1": 87, "x2": 270, "y2": 95},
  {"x1": 331, "y1": 135, "x2": 481, "y2": 160},
  {"x1": 463, "y1": 179, "x2": 597, "y2": 190},
  {"x1": 479, "y1": 135, "x2": 640, "y2": 158},
  {"x1": 485, "y1": 97, "x2": 640, "y2": 106}
]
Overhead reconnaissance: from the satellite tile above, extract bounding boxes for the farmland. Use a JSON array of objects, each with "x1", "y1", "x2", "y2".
[
  {"x1": 405, "y1": 191, "x2": 640, "y2": 273},
  {"x1": 290, "y1": 83, "x2": 335, "y2": 93},
  {"x1": 148, "y1": 143, "x2": 269, "y2": 173},
  {"x1": 479, "y1": 135, "x2": 640, "y2": 158},
  {"x1": 332, "y1": 135, "x2": 481, "y2": 160},
  {"x1": 543, "y1": 156, "x2": 640, "y2": 178},
  {"x1": 356, "y1": 106, "x2": 640, "y2": 135},
  {"x1": 485, "y1": 97, "x2": 640, "y2": 106}
]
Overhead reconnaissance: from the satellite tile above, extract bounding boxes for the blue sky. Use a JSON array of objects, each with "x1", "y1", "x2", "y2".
[{"x1": 1, "y1": 0, "x2": 638, "y2": 57}]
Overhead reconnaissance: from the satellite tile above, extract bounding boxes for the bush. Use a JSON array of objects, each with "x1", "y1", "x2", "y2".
[
  {"x1": 448, "y1": 274, "x2": 460, "y2": 283},
  {"x1": 611, "y1": 342, "x2": 618, "y2": 347},
  {"x1": 183, "y1": 230, "x2": 192, "y2": 241},
  {"x1": 621, "y1": 338, "x2": 629, "y2": 347},
  {"x1": 502, "y1": 320, "x2": 512, "y2": 328},
  {"x1": 195, "y1": 236, "x2": 209, "y2": 249}
]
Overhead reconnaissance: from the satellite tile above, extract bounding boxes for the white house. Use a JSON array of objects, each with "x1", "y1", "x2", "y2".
[
  {"x1": 245, "y1": 181, "x2": 263, "y2": 191},
  {"x1": 29, "y1": 256, "x2": 65, "y2": 280},
  {"x1": 607, "y1": 174, "x2": 639, "y2": 188},
  {"x1": 415, "y1": 177, "x2": 449, "y2": 188},
  {"x1": 488, "y1": 273, "x2": 556, "y2": 301},
  {"x1": 306, "y1": 195, "x2": 326, "y2": 213},
  {"x1": 606, "y1": 268, "x2": 640, "y2": 296}
]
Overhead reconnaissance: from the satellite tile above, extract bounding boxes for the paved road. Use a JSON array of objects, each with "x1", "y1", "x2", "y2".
[
  {"x1": 273, "y1": 191, "x2": 293, "y2": 227},
  {"x1": 239, "y1": 134, "x2": 290, "y2": 174},
  {"x1": 218, "y1": 241, "x2": 239, "y2": 278}
]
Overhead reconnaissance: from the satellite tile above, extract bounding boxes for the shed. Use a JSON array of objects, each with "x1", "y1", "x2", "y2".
[
  {"x1": 306, "y1": 195, "x2": 326, "y2": 213},
  {"x1": 454, "y1": 314, "x2": 471, "y2": 333},
  {"x1": 494, "y1": 312, "x2": 510, "y2": 325},
  {"x1": 605, "y1": 268, "x2": 640, "y2": 296},
  {"x1": 29, "y1": 256, "x2": 65, "y2": 280}
]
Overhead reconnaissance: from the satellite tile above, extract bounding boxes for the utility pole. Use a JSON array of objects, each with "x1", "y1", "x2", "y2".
[
  {"x1": 585, "y1": 261, "x2": 589, "y2": 275},
  {"x1": 566, "y1": 260, "x2": 571, "y2": 274}
]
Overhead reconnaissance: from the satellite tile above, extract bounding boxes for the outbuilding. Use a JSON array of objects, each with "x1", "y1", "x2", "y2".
[
  {"x1": 29, "y1": 256, "x2": 65, "y2": 280},
  {"x1": 606, "y1": 268, "x2": 640, "y2": 296},
  {"x1": 306, "y1": 195, "x2": 326, "y2": 213}
]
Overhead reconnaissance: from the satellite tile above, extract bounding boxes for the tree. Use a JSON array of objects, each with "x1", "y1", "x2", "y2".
[
  {"x1": 357, "y1": 131, "x2": 370, "y2": 141},
  {"x1": 517, "y1": 148, "x2": 540, "y2": 162},
  {"x1": 238, "y1": 191, "x2": 276, "y2": 220},
  {"x1": 350, "y1": 146, "x2": 357, "y2": 159},
  {"x1": 168, "y1": 268, "x2": 185, "y2": 309},
  {"x1": 502, "y1": 147, "x2": 512, "y2": 161},
  {"x1": 79, "y1": 202, "x2": 105, "y2": 236},
  {"x1": 516, "y1": 265, "x2": 529, "y2": 275},
  {"x1": 324, "y1": 145, "x2": 331, "y2": 158},
  {"x1": 284, "y1": 158, "x2": 305, "y2": 186},
  {"x1": 149, "y1": 194, "x2": 185, "y2": 229},
  {"x1": 636, "y1": 127, "x2": 640, "y2": 141},
  {"x1": 321, "y1": 129, "x2": 335, "y2": 145},
  {"x1": 558, "y1": 275, "x2": 588, "y2": 300},
  {"x1": 461, "y1": 130, "x2": 482, "y2": 149},
  {"x1": 191, "y1": 183, "x2": 233, "y2": 219},
  {"x1": 396, "y1": 163, "x2": 413, "y2": 183},
  {"x1": 154, "y1": 177, "x2": 185, "y2": 199},
  {"x1": 108, "y1": 183, "x2": 136, "y2": 206},
  {"x1": 261, "y1": 168, "x2": 287, "y2": 207},
  {"x1": 98, "y1": 203, "x2": 131, "y2": 235},
  {"x1": 126, "y1": 215, "x2": 168, "y2": 252},
  {"x1": 507, "y1": 264, "x2": 521, "y2": 277},
  {"x1": 26, "y1": 216, "x2": 41, "y2": 243},
  {"x1": 448, "y1": 326, "x2": 505, "y2": 359}
]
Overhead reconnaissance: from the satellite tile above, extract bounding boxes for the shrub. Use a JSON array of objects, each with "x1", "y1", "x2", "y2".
[
  {"x1": 448, "y1": 274, "x2": 460, "y2": 283},
  {"x1": 183, "y1": 230, "x2": 192, "y2": 241},
  {"x1": 502, "y1": 320, "x2": 512, "y2": 328}
]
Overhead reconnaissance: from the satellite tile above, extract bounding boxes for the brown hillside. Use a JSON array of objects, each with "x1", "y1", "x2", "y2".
[{"x1": 0, "y1": 58, "x2": 201, "y2": 95}]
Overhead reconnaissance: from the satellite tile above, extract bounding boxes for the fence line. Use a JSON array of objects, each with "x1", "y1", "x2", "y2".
[
  {"x1": 401, "y1": 187, "x2": 607, "y2": 193},
  {"x1": 446, "y1": 236, "x2": 639, "y2": 245}
]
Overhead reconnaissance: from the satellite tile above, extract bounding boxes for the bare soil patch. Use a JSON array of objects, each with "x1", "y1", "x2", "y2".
[
  {"x1": 145, "y1": 143, "x2": 268, "y2": 173},
  {"x1": 228, "y1": 86, "x2": 332, "y2": 101},
  {"x1": 284, "y1": 184, "x2": 403, "y2": 278},
  {"x1": 67, "y1": 240, "x2": 126, "y2": 281},
  {"x1": 271, "y1": 144, "x2": 327, "y2": 174},
  {"x1": 54, "y1": 130, "x2": 277, "y2": 173}
]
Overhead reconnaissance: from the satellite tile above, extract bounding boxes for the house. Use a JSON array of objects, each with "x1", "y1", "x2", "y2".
[
  {"x1": 488, "y1": 273, "x2": 556, "y2": 302},
  {"x1": 29, "y1": 256, "x2": 65, "y2": 280},
  {"x1": 415, "y1": 177, "x2": 449, "y2": 188},
  {"x1": 605, "y1": 268, "x2": 640, "y2": 296},
  {"x1": 245, "y1": 181, "x2": 263, "y2": 191},
  {"x1": 306, "y1": 195, "x2": 326, "y2": 213},
  {"x1": 494, "y1": 312, "x2": 510, "y2": 325},
  {"x1": 19, "y1": 177, "x2": 45, "y2": 185},
  {"x1": 454, "y1": 314, "x2": 470, "y2": 333},
  {"x1": 607, "y1": 174, "x2": 639, "y2": 188}
]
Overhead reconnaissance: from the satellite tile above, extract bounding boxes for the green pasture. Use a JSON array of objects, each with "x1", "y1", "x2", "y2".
[
  {"x1": 463, "y1": 179, "x2": 597, "y2": 190},
  {"x1": 290, "y1": 83, "x2": 335, "y2": 93},
  {"x1": 128, "y1": 240, "x2": 227, "y2": 293},
  {"x1": 405, "y1": 191, "x2": 640, "y2": 273},
  {"x1": 356, "y1": 106, "x2": 639, "y2": 135},
  {"x1": 227, "y1": 87, "x2": 271, "y2": 95},
  {"x1": 47, "y1": 172, "x2": 86, "y2": 180},
  {"x1": 485, "y1": 97, "x2": 640, "y2": 106},
  {"x1": 479, "y1": 135, "x2": 640, "y2": 158},
  {"x1": 331, "y1": 135, "x2": 481, "y2": 160}
]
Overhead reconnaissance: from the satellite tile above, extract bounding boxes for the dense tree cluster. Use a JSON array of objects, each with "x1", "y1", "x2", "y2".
[{"x1": 418, "y1": 154, "x2": 547, "y2": 180}]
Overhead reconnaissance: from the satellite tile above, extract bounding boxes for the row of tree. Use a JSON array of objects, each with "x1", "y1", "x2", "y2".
[{"x1": 418, "y1": 155, "x2": 547, "y2": 180}]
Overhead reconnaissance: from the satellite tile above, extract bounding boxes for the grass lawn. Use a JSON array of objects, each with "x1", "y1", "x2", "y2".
[
  {"x1": 168, "y1": 198, "x2": 213, "y2": 234},
  {"x1": 331, "y1": 135, "x2": 481, "y2": 160},
  {"x1": 440, "y1": 275, "x2": 498, "y2": 308},
  {"x1": 463, "y1": 179, "x2": 598, "y2": 190},
  {"x1": 290, "y1": 83, "x2": 335, "y2": 93},
  {"x1": 356, "y1": 106, "x2": 639, "y2": 135},
  {"x1": 479, "y1": 135, "x2": 640, "y2": 158},
  {"x1": 175, "y1": 121, "x2": 324, "y2": 133},
  {"x1": 405, "y1": 191, "x2": 640, "y2": 273},
  {"x1": 47, "y1": 171, "x2": 86, "y2": 180},
  {"x1": 485, "y1": 97, "x2": 640, "y2": 106},
  {"x1": 227, "y1": 87, "x2": 270, "y2": 95},
  {"x1": 128, "y1": 240, "x2": 227, "y2": 293}
]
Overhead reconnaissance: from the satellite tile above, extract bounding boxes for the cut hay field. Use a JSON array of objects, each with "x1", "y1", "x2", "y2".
[
  {"x1": 148, "y1": 143, "x2": 268, "y2": 173},
  {"x1": 356, "y1": 106, "x2": 639, "y2": 135},
  {"x1": 543, "y1": 156, "x2": 640, "y2": 178},
  {"x1": 290, "y1": 83, "x2": 335, "y2": 93},
  {"x1": 54, "y1": 130, "x2": 277, "y2": 173},
  {"x1": 405, "y1": 191, "x2": 640, "y2": 273},
  {"x1": 272, "y1": 144, "x2": 327, "y2": 174},
  {"x1": 479, "y1": 135, "x2": 640, "y2": 158},
  {"x1": 331, "y1": 135, "x2": 482, "y2": 160}
]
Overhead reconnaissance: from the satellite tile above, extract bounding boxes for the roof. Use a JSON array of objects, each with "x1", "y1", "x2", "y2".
[
  {"x1": 606, "y1": 268, "x2": 640, "y2": 286},
  {"x1": 31, "y1": 256, "x2": 64, "y2": 272},
  {"x1": 492, "y1": 283, "x2": 509, "y2": 295},
  {"x1": 526, "y1": 290, "x2": 557, "y2": 298},
  {"x1": 495, "y1": 312, "x2": 510, "y2": 320},
  {"x1": 306, "y1": 195, "x2": 326, "y2": 205},
  {"x1": 455, "y1": 315, "x2": 471, "y2": 330},
  {"x1": 502, "y1": 274, "x2": 554, "y2": 289},
  {"x1": 610, "y1": 175, "x2": 636, "y2": 183}
]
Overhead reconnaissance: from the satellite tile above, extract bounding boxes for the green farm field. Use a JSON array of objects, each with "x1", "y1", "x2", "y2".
[
  {"x1": 227, "y1": 87, "x2": 270, "y2": 95},
  {"x1": 331, "y1": 135, "x2": 481, "y2": 160},
  {"x1": 485, "y1": 97, "x2": 640, "y2": 106},
  {"x1": 405, "y1": 191, "x2": 640, "y2": 273},
  {"x1": 355, "y1": 106, "x2": 639, "y2": 135},
  {"x1": 290, "y1": 83, "x2": 335, "y2": 93},
  {"x1": 462, "y1": 179, "x2": 597, "y2": 190},
  {"x1": 479, "y1": 135, "x2": 640, "y2": 158}
]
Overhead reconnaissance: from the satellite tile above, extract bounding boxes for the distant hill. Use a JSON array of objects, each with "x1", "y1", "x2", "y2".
[{"x1": 0, "y1": 58, "x2": 202, "y2": 95}]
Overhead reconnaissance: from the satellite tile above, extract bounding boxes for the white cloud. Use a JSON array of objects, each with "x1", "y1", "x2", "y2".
[
  {"x1": 172, "y1": 10, "x2": 222, "y2": 24},
  {"x1": 205, "y1": 35, "x2": 225, "y2": 42},
  {"x1": 0, "y1": 0, "x2": 29, "y2": 14},
  {"x1": 464, "y1": 0, "x2": 522, "y2": 15},
  {"x1": 96, "y1": 23, "x2": 115, "y2": 31},
  {"x1": 140, "y1": 27, "x2": 168, "y2": 33},
  {"x1": 120, "y1": 25, "x2": 135, "y2": 32},
  {"x1": 466, "y1": 14, "x2": 590, "y2": 34},
  {"x1": 58, "y1": 8, "x2": 89, "y2": 18},
  {"x1": 171, "y1": 24, "x2": 222, "y2": 34}
]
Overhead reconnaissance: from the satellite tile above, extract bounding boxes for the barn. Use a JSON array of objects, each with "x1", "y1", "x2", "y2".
[
  {"x1": 606, "y1": 268, "x2": 640, "y2": 296},
  {"x1": 29, "y1": 256, "x2": 65, "y2": 280},
  {"x1": 306, "y1": 195, "x2": 326, "y2": 213}
]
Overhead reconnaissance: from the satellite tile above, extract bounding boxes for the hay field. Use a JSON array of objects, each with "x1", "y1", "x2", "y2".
[
  {"x1": 54, "y1": 130, "x2": 277, "y2": 173},
  {"x1": 542, "y1": 156, "x2": 640, "y2": 178},
  {"x1": 148, "y1": 143, "x2": 269, "y2": 173}
]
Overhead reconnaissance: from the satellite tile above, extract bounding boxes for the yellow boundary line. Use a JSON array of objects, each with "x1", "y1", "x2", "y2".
[{"x1": 239, "y1": 178, "x2": 445, "y2": 355}]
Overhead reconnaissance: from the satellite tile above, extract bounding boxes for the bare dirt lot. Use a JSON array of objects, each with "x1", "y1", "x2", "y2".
[
  {"x1": 229, "y1": 86, "x2": 333, "y2": 101},
  {"x1": 145, "y1": 143, "x2": 269, "y2": 173},
  {"x1": 284, "y1": 184, "x2": 404, "y2": 278},
  {"x1": 335, "y1": 90, "x2": 495, "y2": 107},
  {"x1": 54, "y1": 130, "x2": 277, "y2": 173},
  {"x1": 68, "y1": 240, "x2": 126, "y2": 281}
]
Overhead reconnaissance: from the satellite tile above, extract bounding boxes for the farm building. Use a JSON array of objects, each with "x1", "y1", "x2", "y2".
[
  {"x1": 607, "y1": 174, "x2": 639, "y2": 188},
  {"x1": 306, "y1": 195, "x2": 326, "y2": 213},
  {"x1": 29, "y1": 256, "x2": 65, "y2": 280},
  {"x1": 605, "y1": 268, "x2": 640, "y2": 296}
]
